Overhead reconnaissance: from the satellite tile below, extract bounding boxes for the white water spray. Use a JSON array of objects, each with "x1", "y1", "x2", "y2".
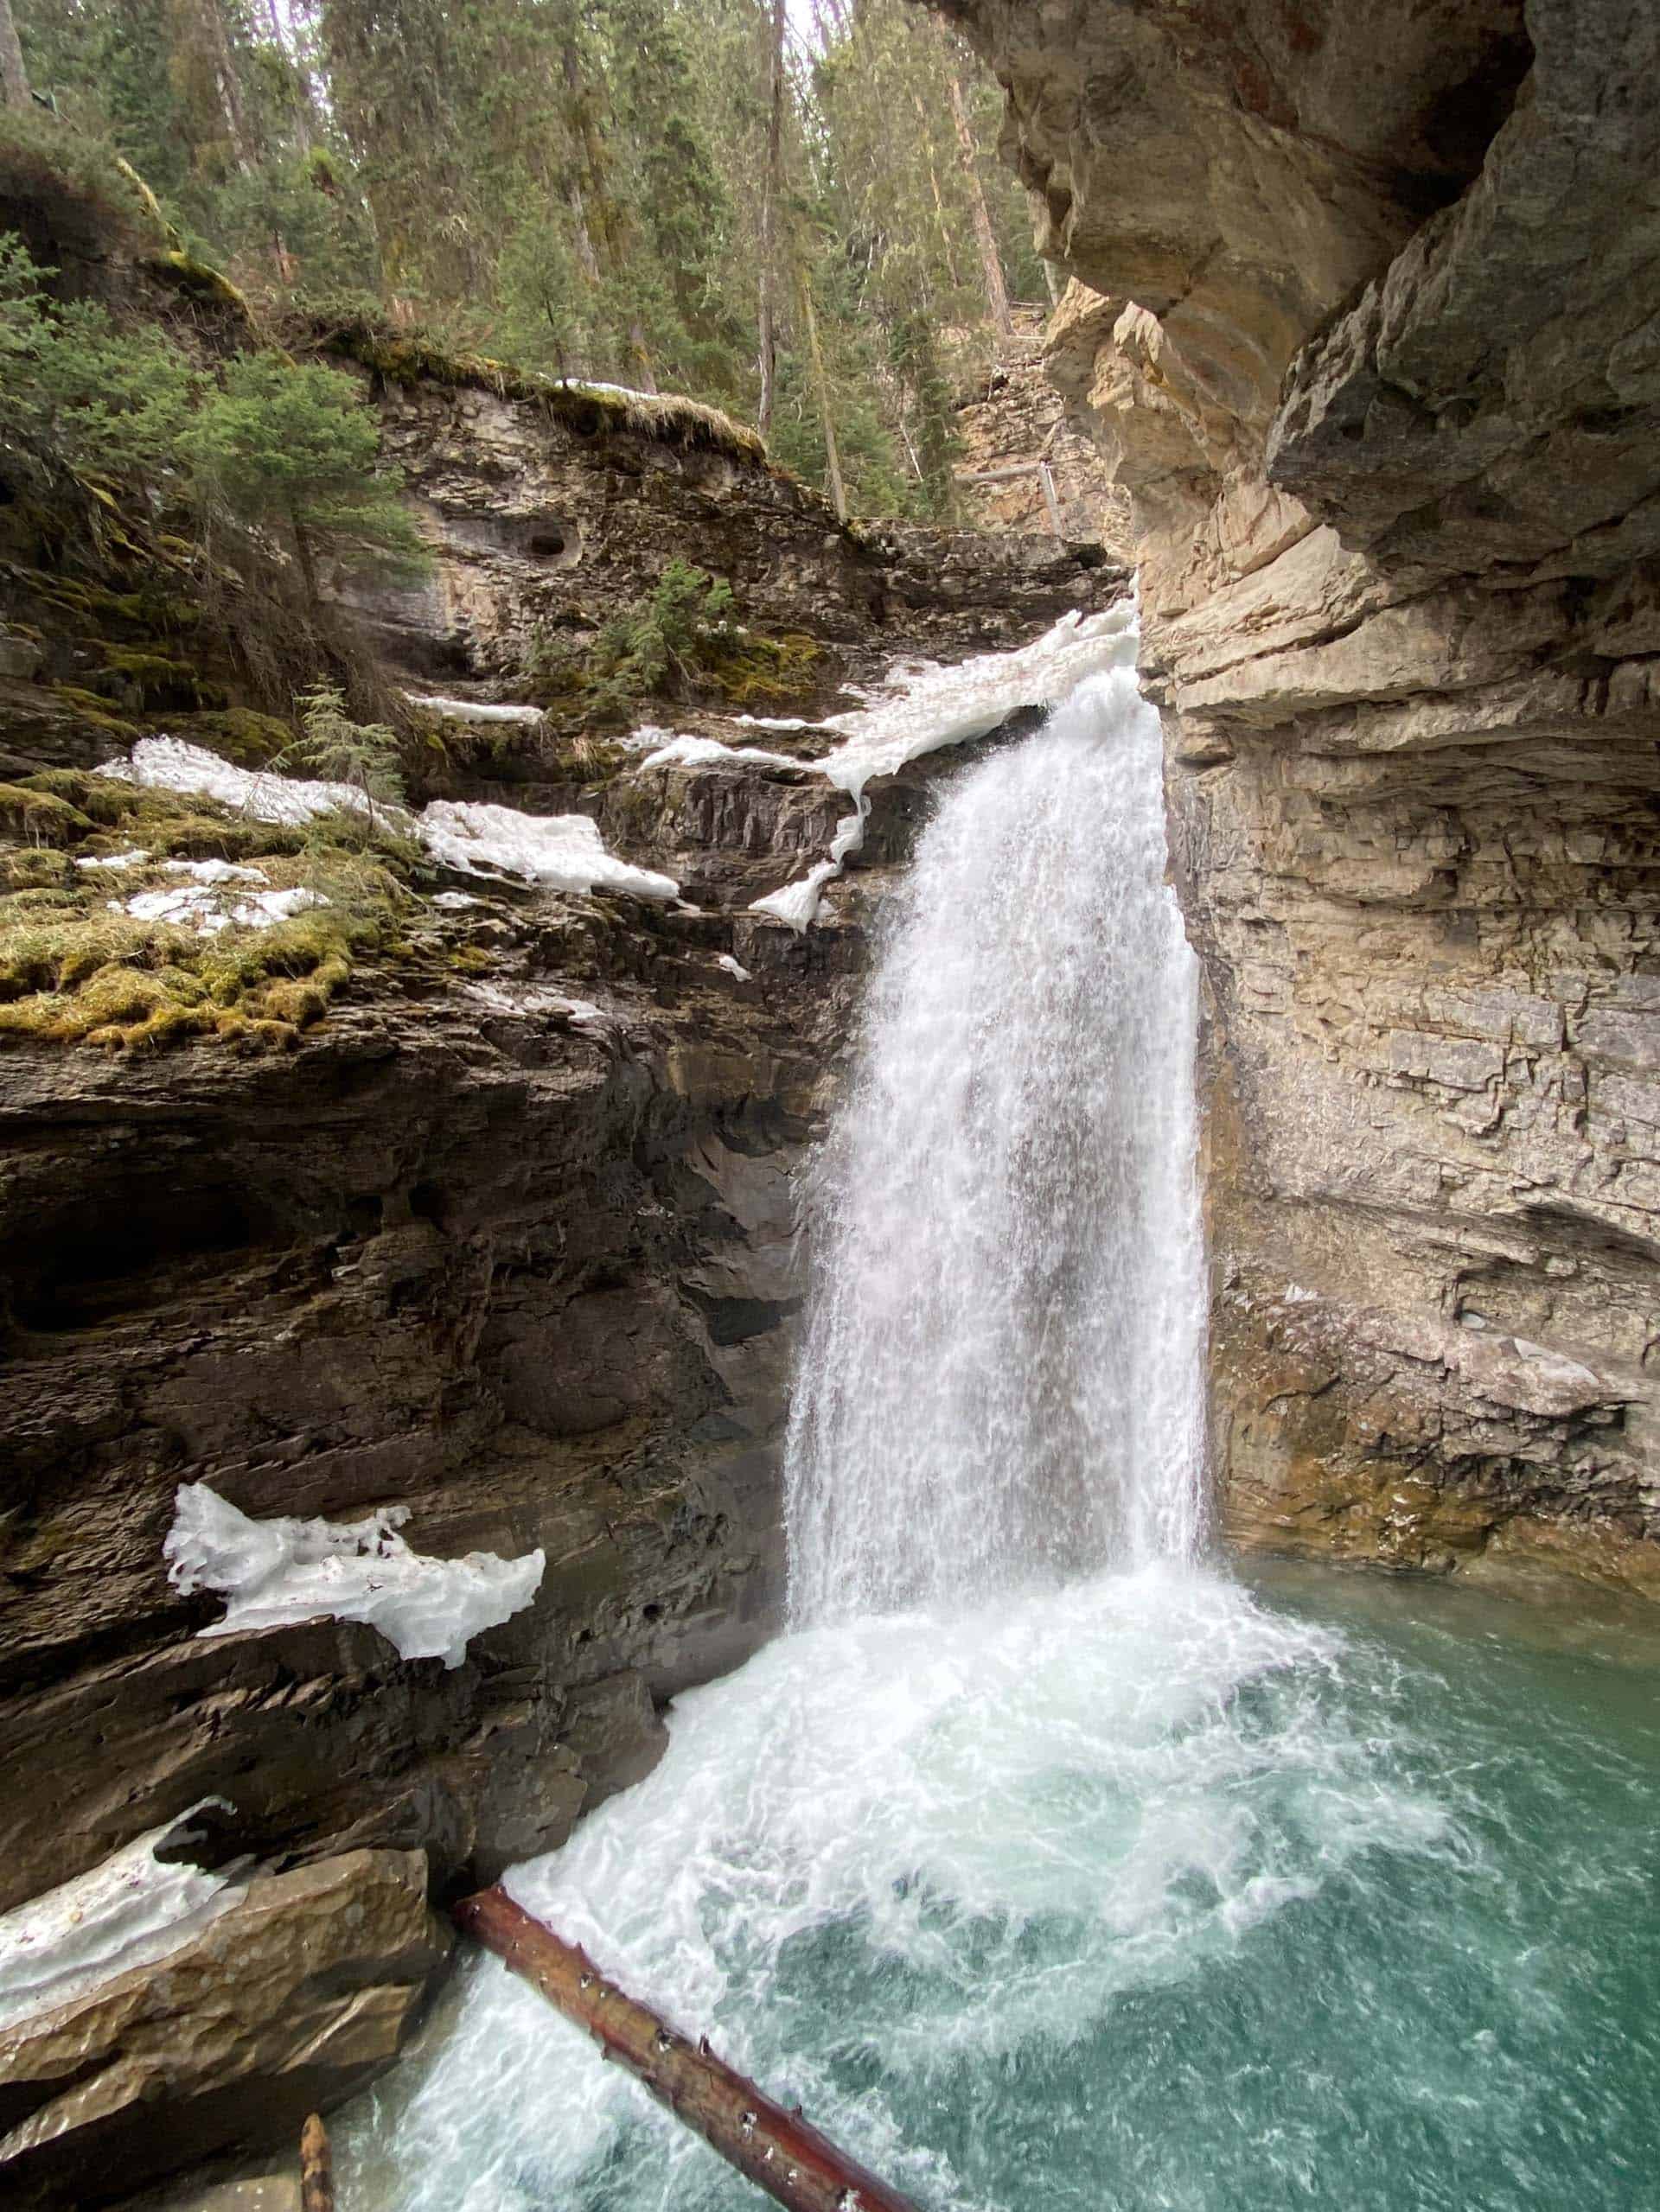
[
  {"x1": 785, "y1": 651, "x2": 1206, "y2": 1623},
  {"x1": 333, "y1": 636, "x2": 1645, "y2": 2212}
]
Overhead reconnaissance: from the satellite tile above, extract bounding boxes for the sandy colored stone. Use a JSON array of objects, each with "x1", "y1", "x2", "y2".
[
  {"x1": 0, "y1": 1851, "x2": 448, "y2": 2209},
  {"x1": 938, "y1": 0, "x2": 1660, "y2": 1592}
]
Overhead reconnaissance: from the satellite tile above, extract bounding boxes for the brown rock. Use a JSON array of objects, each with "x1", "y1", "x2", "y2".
[{"x1": 0, "y1": 1851, "x2": 450, "y2": 2209}]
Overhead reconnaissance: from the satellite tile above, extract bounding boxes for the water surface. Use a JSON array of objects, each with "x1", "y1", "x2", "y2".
[{"x1": 340, "y1": 1562, "x2": 1660, "y2": 2212}]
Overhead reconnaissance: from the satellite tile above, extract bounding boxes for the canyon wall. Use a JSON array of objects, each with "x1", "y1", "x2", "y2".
[
  {"x1": 0, "y1": 306, "x2": 1122, "y2": 2202},
  {"x1": 935, "y1": 0, "x2": 1660, "y2": 1593}
]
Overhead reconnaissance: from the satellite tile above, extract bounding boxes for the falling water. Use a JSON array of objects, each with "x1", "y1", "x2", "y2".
[
  {"x1": 337, "y1": 645, "x2": 1660, "y2": 2212},
  {"x1": 786, "y1": 653, "x2": 1206, "y2": 1622}
]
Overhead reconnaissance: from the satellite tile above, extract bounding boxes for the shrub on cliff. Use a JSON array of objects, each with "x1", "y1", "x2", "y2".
[
  {"x1": 533, "y1": 558, "x2": 817, "y2": 725},
  {"x1": 180, "y1": 352, "x2": 428, "y2": 611},
  {"x1": 0, "y1": 233, "x2": 424, "y2": 615}
]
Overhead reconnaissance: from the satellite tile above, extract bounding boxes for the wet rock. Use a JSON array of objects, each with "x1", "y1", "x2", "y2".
[
  {"x1": 0, "y1": 1850, "x2": 449, "y2": 2210},
  {"x1": 938, "y1": 0, "x2": 1660, "y2": 1591}
]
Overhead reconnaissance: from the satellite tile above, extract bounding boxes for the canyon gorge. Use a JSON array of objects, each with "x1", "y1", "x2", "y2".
[{"x1": 1, "y1": 1, "x2": 1658, "y2": 2205}]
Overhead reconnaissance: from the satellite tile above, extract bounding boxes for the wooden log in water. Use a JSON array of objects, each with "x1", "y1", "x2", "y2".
[
  {"x1": 452, "y1": 1885, "x2": 922, "y2": 2212},
  {"x1": 299, "y1": 2113, "x2": 335, "y2": 2212}
]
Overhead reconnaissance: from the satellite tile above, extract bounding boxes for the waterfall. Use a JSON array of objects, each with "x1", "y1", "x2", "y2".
[
  {"x1": 337, "y1": 640, "x2": 1660, "y2": 2212},
  {"x1": 785, "y1": 652, "x2": 1207, "y2": 1624}
]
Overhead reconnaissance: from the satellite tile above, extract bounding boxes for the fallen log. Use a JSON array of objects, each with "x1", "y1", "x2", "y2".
[{"x1": 452, "y1": 1885, "x2": 922, "y2": 2212}]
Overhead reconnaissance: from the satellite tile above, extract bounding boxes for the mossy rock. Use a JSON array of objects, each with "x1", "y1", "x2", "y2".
[
  {"x1": 0, "y1": 784, "x2": 93, "y2": 845},
  {"x1": 91, "y1": 648, "x2": 227, "y2": 715},
  {"x1": 47, "y1": 685, "x2": 144, "y2": 743},
  {"x1": 0, "y1": 848, "x2": 73, "y2": 892}
]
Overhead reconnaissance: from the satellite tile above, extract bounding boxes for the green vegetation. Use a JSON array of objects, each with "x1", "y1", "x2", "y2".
[
  {"x1": 7, "y1": 0, "x2": 1036, "y2": 520},
  {"x1": 532, "y1": 558, "x2": 819, "y2": 724},
  {"x1": 180, "y1": 352, "x2": 427, "y2": 609},
  {"x1": 0, "y1": 762, "x2": 415, "y2": 1051},
  {"x1": 280, "y1": 682, "x2": 405, "y2": 817}
]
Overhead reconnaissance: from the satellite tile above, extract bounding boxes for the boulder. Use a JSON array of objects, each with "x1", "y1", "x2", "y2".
[{"x1": 0, "y1": 1850, "x2": 449, "y2": 2209}]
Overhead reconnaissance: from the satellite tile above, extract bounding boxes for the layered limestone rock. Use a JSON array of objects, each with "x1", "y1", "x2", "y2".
[
  {"x1": 1, "y1": 296, "x2": 1127, "y2": 2196},
  {"x1": 937, "y1": 0, "x2": 1660, "y2": 1592},
  {"x1": 0, "y1": 1851, "x2": 449, "y2": 2210},
  {"x1": 952, "y1": 305, "x2": 1133, "y2": 550}
]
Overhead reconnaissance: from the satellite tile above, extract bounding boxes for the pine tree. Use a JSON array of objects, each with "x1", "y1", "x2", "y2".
[{"x1": 182, "y1": 353, "x2": 425, "y2": 609}]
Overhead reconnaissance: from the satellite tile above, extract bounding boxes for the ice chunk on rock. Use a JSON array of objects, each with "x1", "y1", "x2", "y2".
[
  {"x1": 164, "y1": 1482, "x2": 546, "y2": 1670},
  {"x1": 0, "y1": 1801, "x2": 241, "y2": 2031},
  {"x1": 418, "y1": 800, "x2": 679, "y2": 900}
]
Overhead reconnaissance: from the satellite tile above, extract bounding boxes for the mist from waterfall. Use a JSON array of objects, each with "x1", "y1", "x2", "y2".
[{"x1": 785, "y1": 652, "x2": 1206, "y2": 1623}]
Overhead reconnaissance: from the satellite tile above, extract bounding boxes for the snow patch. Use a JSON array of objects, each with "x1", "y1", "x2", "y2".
[
  {"x1": 716, "y1": 953, "x2": 752, "y2": 982},
  {"x1": 749, "y1": 606, "x2": 1139, "y2": 932},
  {"x1": 405, "y1": 692, "x2": 545, "y2": 728},
  {"x1": 164, "y1": 857, "x2": 269, "y2": 884},
  {"x1": 463, "y1": 980, "x2": 608, "y2": 1029},
  {"x1": 0, "y1": 1801, "x2": 243, "y2": 2032},
  {"x1": 637, "y1": 733, "x2": 803, "y2": 774},
  {"x1": 112, "y1": 885, "x2": 328, "y2": 935},
  {"x1": 74, "y1": 847, "x2": 150, "y2": 871},
  {"x1": 100, "y1": 737, "x2": 380, "y2": 827},
  {"x1": 431, "y1": 890, "x2": 481, "y2": 910},
  {"x1": 750, "y1": 860, "x2": 840, "y2": 934},
  {"x1": 102, "y1": 738, "x2": 680, "y2": 903},
  {"x1": 164, "y1": 1483, "x2": 545, "y2": 1671},
  {"x1": 420, "y1": 800, "x2": 679, "y2": 901},
  {"x1": 814, "y1": 604, "x2": 1139, "y2": 806}
]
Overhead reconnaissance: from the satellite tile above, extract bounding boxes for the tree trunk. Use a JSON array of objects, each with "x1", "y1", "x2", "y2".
[
  {"x1": 263, "y1": 0, "x2": 319, "y2": 156},
  {"x1": 943, "y1": 53, "x2": 1012, "y2": 341},
  {"x1": 196, "y1": 0, "x2": 257, "y2": 173},
  {"x1": 453, "y1": 1887, "x2": 922, "y2": 2212},
  {"x1": 0, "y1": 0, "x2": 31, "y2": 112},
  {"x1": 797, "y1": 265, "x2": 847, "y2": 522},
  {"x1": 756, "y1": 0, "x2": 787, "y2": 437},
  {"x1": 290, "y1": 510, "x2": 320, "y2": 611}
]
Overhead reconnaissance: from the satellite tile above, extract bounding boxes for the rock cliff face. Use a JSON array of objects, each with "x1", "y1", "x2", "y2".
[
  {"x1": 0, "y1": 322, "x2": 1124, "y2": 2202},
  {"x1": 935, "y1": 0, "x2": 1660, "y2": 1593},
  {"x1": 951, "y1": 305, "x2": 1133, "y2": 550}
]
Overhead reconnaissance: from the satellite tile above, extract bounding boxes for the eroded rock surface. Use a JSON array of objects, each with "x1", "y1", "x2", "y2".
[
  {"x1": 939, "y1": 0, "x2": 1660, "y2": 1590},
  {"x1": 1, "y1": 307, "x2": 1127, "y2": 2196},
  {"x1": 0, "y1": 1850, "x2": 448, "y2": 2210}
]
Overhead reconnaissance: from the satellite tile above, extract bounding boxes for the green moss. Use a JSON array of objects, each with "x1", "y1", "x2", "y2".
[
  {"x1": 703, "y1": 630, "x2": 820, "y2": 709},
  {"x1": 92, "y1": 647, "x2": 227, "y2": 713},
  {"x1": 0, "y1": 784, "x2": 93, "y2": 844},
  {"x1": 0, "y1": 775, "x2": 420, "y2": 1052},
  {"x1": 0, "y1": 849, "x2": 73, "y2": 892},
  {"x1": 141, "y1": 248, "x2": 259, "y2": 325},
  {"x1": 316, "y1": 316, "x2": 766, "y2": 463},
  {"x1": 47, "y1": 685, "x2": 144, "y2": 743}
]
